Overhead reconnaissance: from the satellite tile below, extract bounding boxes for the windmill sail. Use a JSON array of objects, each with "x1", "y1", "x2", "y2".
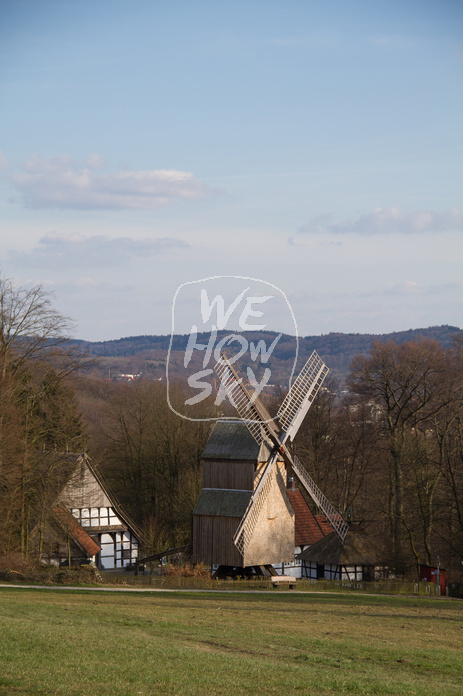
[
  {"x1": 277, "y1": 351, "x2": 329, "y2": 441},
  {"x1": 213, "y1": 352, "x2": 280, "y2": 447}
]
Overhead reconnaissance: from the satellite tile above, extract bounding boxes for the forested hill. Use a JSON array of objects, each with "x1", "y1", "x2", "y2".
[{"x1": 74, "y1": 324, "x2": 462, "y2": 384}]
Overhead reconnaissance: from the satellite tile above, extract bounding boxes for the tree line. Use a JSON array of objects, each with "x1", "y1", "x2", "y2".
[
  {"x1": 72, "y1": 325, "x2": 462, "y2": 384},
  {"x1": 1, "y1": 275, "x2": 462, "y2": 580},
  {"x1": 0, "y1": 275, "x2": 86, "y2": 555},
  {"x1": 295, "y1": 338, "x2": 463, "y2": 579}
]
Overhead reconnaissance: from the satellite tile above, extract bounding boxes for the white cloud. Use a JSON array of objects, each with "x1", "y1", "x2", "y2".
[
  {"x1": 299, "y1": 207, "x2": 463, "y2": 236},
  {"x1": 8, "y1": 231, "x2": 189, "y2": 268},
  {"x1": 359, "y1": 280, "x2": 461, "y2": 298},
  {"x1": 10, "y1": 155, "x2": 215, "y2": 210}
]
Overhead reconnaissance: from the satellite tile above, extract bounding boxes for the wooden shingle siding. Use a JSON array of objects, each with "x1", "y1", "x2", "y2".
[
  {"x1": 203, "y1": 459, "x2": 254, "y2": 490},
  {"x1": 243, "y1": 462, "x2": 295, "y2": 567},
  {"x1": 193, "y1": 421, "x2": 296, "y2": 569},
  {"x1": 192, "y1": 515, "x2": 243, "y2": 566}
]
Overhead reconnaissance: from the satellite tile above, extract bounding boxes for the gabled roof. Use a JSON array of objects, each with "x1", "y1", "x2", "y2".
[
  {"x1": 53, "y1": 504, "x2": 101, "y2": 557},
  {"x1": 40, "y1": 451, "x2": 145, "y2": 543},
  {"x1": 287, "y1": 489, "x2": 331, "y2": 546},
  {"x1": 297, "y1": 527, "x2": 380, "y2": 565},
  {"x1": 193, "y1": 489, "x2": 252, "y2": 517},
  {"x1": 315, "y1": 514, "x2": 334, "y2": 537},
  {"x1": 202, "y1": 421, "x2": 261, "y2": 461}
]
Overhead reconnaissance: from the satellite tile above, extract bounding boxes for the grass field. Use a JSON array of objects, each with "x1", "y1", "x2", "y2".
[{"x1": 0, "y1": 587, "x2": 462, "y2": 696}]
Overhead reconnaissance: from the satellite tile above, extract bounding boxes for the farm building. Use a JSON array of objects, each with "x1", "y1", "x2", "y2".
[
  {"x1": 298, "y1": 526, "x2": 379, "y2": 581},
  {"x1": 35, "y1": 452, "x2": 142, "y2": 570}
]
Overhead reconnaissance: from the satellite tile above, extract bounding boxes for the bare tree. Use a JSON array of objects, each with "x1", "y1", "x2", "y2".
[
  {"x1": 428, "y1": 339, "x2": 463, "y2": 571},
  {"x1": 92, "y1": 379, "x2": 215, "y2": 549},
  {"x1": 0, "y1": 274, "x2": 73, "y2": 377},
  {"x1": 0, "y1": 273, "x2": 88, "y2": 555},
  {"x1": 348, "y1": 339, "x2": 451, "y2": 574}
]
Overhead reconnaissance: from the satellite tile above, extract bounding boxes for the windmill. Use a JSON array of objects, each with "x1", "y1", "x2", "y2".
[{"x1": 191, "y1": 350, "x2": 348, "y2": 575}]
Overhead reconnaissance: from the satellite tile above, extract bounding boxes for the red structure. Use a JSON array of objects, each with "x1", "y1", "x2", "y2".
[
  {"x1": 419, "y1": 564, "x2": 446, "y2": 594},
  {"x1": 286, "y1": 489, "x2": 332, "y2": 546}
]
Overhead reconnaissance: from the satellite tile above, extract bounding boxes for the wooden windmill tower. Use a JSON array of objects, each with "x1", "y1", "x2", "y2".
[{"x1": 191, "y1": 351, "x2": 348, "y2": 575}]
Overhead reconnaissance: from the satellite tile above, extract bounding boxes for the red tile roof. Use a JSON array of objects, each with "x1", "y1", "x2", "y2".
[
  {"x1": 53, "y1": 505, "x2": 101, "y2": 557},
  {"x1": 315, "y1": 514, "x2": 334, "y2": 537},
  {"x1": 287, "y1": 490, "x2": 331, "y2": 546}
]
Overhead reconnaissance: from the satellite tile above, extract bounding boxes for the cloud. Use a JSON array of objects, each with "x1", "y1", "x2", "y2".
[
  {"x1": 8, "y1": 232, "x2": 189, "y2": 268},
  {"x1": 299, "y1": 207, "x2": 463, "y2": 236},
  {"x1": 359, "y1": 280, "x2": 461, "y2": 298},
  {"x1": 10, "y1": 155, "x2": 215, "y2": 210}
]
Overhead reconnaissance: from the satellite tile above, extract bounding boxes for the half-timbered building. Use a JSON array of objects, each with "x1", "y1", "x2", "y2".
[
  {"x1": 298, "y1": 526, "x2": 379, "y2": 581},
  {"x1": 38, "y1": 452, "x2": 141, "y2": 570}
]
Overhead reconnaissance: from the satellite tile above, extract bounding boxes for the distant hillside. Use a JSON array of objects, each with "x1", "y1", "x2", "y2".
[{"x1": 74, "y1": 325, "x2": 462, "y2": 385}]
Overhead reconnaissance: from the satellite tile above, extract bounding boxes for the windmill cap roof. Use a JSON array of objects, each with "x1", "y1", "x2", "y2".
[{"x1": 202, "y1": 420, "x2": 272, "y2": 461}]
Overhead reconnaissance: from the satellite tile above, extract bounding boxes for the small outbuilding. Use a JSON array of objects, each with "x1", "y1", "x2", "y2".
[
  {"x1": 419, "y1": 564, "x2": 447, "y2": 595},
  {"x1": 298, "y1": 526, "x2": 379, "y2": 581}
]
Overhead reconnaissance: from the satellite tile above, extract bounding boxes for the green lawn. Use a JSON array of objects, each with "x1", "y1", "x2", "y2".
[{"x1": 0, "y1": 588, "x2": 461, "y2": 695}]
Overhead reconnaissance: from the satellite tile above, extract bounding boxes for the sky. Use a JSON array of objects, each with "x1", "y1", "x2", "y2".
[{"x1": 0, "y1": 0, "x2": 462, "y2": 341}]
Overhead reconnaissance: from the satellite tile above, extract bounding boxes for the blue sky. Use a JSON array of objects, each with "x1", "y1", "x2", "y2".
[{"x1": 0, "y1": 0, "x2": 462, "y2": 340}]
